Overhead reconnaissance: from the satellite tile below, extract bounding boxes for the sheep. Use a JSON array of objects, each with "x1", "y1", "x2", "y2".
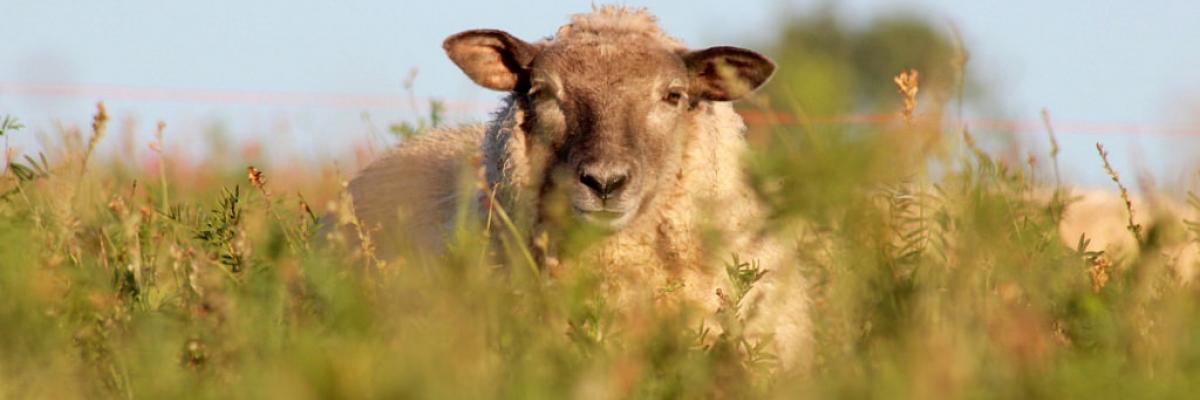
[{"x1": 346, "y1": 6, "x2": 810, "y2": 367}]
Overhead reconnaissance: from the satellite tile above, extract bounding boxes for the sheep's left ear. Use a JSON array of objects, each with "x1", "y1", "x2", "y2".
[{"x1": 682, "y1": 46, "x2": 775, "y2": 101}]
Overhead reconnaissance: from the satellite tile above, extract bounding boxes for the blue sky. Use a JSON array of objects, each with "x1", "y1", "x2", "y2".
[{"x1": 2, "y1": 0, "x2": 1198, "y2": 187}]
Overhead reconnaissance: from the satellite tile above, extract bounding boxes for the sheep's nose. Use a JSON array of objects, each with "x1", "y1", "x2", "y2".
[{"x1": 579, "y1": 167, "x2": 629, "y2": 201}]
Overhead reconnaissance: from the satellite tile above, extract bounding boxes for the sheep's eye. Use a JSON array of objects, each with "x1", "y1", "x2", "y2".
[
  {"x1": 663, "y1": 89, "x2": 685, "y2": 106},
  {"x1": 528, "y1": 84, "x2": 546, "y2": 99},
  {"x1": 528, "y1": 81, "x2": 556, "y2": 100}
]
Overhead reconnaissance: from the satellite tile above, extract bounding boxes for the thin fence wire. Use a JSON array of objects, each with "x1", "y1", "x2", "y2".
[{"x1": 4, "y1": 81, "x2": 1199, "y2": 137}]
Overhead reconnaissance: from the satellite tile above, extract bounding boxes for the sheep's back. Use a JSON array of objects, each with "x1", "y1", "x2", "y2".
[{"x1": 347, "y1": 124, "x2": 486, "y2": 260}]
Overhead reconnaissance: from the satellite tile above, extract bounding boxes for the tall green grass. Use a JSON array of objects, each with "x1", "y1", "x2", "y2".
[{"x1": 2, "y1": 92, "x2": 1200, "y2": 399}]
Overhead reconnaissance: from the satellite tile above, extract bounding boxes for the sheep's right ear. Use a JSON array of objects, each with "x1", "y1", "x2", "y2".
[
  {"x1": 682, "y1": 46, "x2": 775, "y2": 101},
  {"x1": 444, "y1": 29, "x2": 540, "y2": 92}
]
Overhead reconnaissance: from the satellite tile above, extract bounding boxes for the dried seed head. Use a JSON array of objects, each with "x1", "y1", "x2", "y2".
[
  {"x1": 1088, "y1": 256, "x2": 1112, "y2": 293},
  {"x1": 91, "y1": 102, "x2": 109, "y2": 134},
  {"x1": 149, "y1": 121, "x2": 167, "y2": 153},
  {"x1": 247, "y1": 166, "x2": 266, "y2": 188},
  {"x1": 107, "y1": 195, "x2": 127, "y2": 215},
  {"x1": 894, "y1": 69, "x2": 920, "y2": 123}
]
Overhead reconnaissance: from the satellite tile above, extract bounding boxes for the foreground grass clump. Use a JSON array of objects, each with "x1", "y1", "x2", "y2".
[{"x1": 2, "y1": 97, "x2": 1200, "y2": 399}]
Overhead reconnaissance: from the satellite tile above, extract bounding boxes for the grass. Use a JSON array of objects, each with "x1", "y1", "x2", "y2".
[{"x1": 3, "y1": 74, "x2": 1200, "y2": 399}]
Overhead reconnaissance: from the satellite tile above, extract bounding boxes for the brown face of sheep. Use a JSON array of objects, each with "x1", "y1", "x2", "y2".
[{"x1": 444, "y1": 29, "x2": 774, "y2": 229}]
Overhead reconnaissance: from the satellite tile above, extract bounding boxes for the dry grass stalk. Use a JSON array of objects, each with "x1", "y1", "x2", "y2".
[
  {"x1": 1041, "y1": 109, "x2": 1062, "y2": 187},
  {"x1": 328, "y1": 181, "x2": 384, "y2": 271},
  {"x1": 961, "y1": 126, "x2": 988, "y2": 161},
  {"x1": 150, "y1": 121, "x2": 169, "y2": 212},
  {"x1": 894, "y1": 69, "x2": 920, "y2": 124},
  {"x1": 80, "y1": 102, "x2": 109, "y2": 174},
  {"x1": 5, "y1": 146, "x2": 17, "y2": 172},
  {"x1": 948, "y1": 24, "x2": 969, "y2": 124},
  {"x1": 298, "y1": 199, "x2": 313, "y2": 218},
  {"x1": 1095, "y1": 143, "x2": 1142, "y2": 239}
]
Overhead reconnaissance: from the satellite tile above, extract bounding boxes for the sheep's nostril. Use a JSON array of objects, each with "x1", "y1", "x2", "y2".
[
  {"x1": 580, "y1": 171, "x2": 629, "y2": 200},
  {"x1": 605, "y1": 174, "x2": 628, "y2": 196},
  {"x1": 580, "y1": 174, "x2": 604, "y2": 195}
]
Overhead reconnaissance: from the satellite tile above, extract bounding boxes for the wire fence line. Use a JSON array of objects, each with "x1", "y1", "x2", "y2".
[
  {"x1": 0, "y1": 82, "x2": 492, "y2": 113},
  {"x1": 4, "y1": 81, "x2": 1199, "y2": 138},
  {"x1": 736, "y1": 111, "x2": 1200, "y2": 137}
]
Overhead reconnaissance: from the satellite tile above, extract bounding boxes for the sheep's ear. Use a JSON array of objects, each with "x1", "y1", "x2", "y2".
[
  {"x1": 682, "y1": 46, "x2": 775, "y2": 101},
  {"x1": 444, "y1": 29, "x2": 540, "y2": 92}
]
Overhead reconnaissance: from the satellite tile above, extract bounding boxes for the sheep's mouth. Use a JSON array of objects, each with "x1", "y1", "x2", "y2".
[{"x1": 573, "y1": 206, "x2": 637, "y2": 229}]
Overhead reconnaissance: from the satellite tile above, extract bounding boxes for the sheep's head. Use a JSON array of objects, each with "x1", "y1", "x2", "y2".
[{"x1": 444, "y1": 18, "x2": 773, "y2": 230}]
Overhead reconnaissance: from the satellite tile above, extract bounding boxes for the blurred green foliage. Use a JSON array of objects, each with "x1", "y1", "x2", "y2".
[{"x1": 764, "y1": 8, "x2": 972, "y2": 116}]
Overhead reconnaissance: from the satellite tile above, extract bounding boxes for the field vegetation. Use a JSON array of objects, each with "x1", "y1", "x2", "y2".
[{"x1": 3, "y1": 11, "x2": 1200, "y2": 399}]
